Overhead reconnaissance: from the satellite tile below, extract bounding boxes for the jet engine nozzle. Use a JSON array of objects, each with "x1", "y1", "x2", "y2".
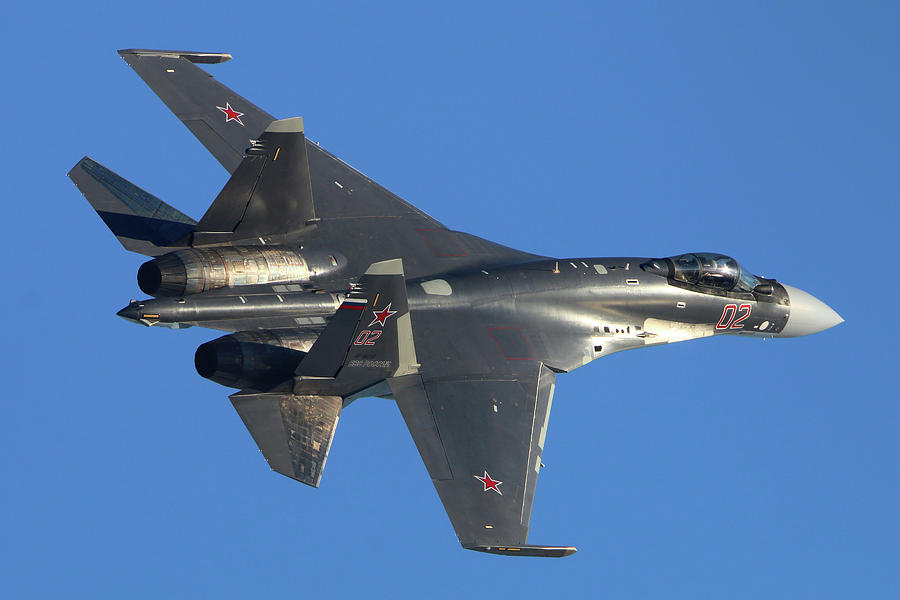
[
  {"x1": 194, "y1": 330, "x2": 318, "y2": 389},
  {"x1": 138, "y1": 253, "x2": 187, "y2": 297},
  {"x1": 779, "y1": 284, "x2": 844, "y2": 337},
  {"x1": 137, "y1": 247, "x2": 346, "y2": 297}
]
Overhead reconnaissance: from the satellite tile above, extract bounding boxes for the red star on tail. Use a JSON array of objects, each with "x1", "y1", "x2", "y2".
[
  {"x1": 216, "y1": 102, "x2": 245, "y2": 126},
  {"x1": 474, "y1": 471, "x2": 503, "y2": 495},
  {"x1": 368, "y1": 303, "x2": 398, "y2": 327}
]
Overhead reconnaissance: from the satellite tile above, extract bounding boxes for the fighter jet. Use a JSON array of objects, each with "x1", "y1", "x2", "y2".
[{"x1": 69, "y1": 49, "x2": 843, "y2": 558}]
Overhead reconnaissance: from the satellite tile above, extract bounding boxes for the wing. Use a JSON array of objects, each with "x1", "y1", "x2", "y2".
[
  {"x1": 388, "y1": 305, "x2": 575, "y2": 557},
  {"x1": 117, "y1": 48, "x2": 541, "y2": 279},
  {"x1": 118, "y1": 49, "x2": 272, "y2": 173},
  {"x1": 302, "y1": 144, "x2": 541, "y2": 280}
]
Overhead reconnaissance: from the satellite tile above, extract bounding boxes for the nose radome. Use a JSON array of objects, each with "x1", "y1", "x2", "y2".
[
  {"x1": 116, "y1": 303, "x2": 143, "y2": 323},
  {"x1": 780, "y1": 284, "x2": 844, "y2": 337}
]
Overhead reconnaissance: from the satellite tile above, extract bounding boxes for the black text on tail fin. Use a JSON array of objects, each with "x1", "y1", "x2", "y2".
[
  {"x1": 226, "y1": 259, "x2": 416, "y2": 488},
  {"x1": 193, "y1": 117, "x2": 316, "y2": 244},
  {"x1": 68, "y1": 157, "x2": 196, "y2": 256},
  {"x1": 118, "y1": 49, "x2": 275, "y2": 173},
  {"x1": 297, "y1": 259, "x2": 418, "y2": 396}
]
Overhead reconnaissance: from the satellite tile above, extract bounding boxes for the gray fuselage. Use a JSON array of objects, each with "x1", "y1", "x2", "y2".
[{"x1": 407, "y1": 257, "x2": 789, "y2": 375}]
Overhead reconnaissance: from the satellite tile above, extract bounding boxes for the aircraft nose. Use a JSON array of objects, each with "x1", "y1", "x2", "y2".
[
  {"x1": 779, "y1": 284, "x2": 844, "y2": 337},
  {"x1": 116, "y1": 302, "x2": 143, "y2": 323}
]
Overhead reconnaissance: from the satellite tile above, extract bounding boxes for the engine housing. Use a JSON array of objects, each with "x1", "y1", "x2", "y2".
[
  {"x1": 138, "y1": 246, "x2": 344, "y2": 297},
  {"x1": 194, "y1": 329, "x2": 318, "y2": 390}
]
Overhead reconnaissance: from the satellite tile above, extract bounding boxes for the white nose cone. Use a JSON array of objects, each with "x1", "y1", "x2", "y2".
[{"x1": 780, "y1": 284, "x2": 844, "y2": 337}]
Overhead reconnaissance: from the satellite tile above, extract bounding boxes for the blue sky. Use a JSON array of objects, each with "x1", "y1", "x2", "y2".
[{"x1": 2, "y1": 2, "x2": 897, "y2": 598}]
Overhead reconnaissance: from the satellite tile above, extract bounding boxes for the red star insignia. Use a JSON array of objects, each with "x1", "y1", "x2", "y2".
[
  {"x1": 368, "y1": 302, "x2": 398, "y2": 327},
  {"x1": 474, "y1": 471, "x2": 503, "y2": 495},
  {"x1": 216, "y1": 102, "x2": 245, "y2": 126}
]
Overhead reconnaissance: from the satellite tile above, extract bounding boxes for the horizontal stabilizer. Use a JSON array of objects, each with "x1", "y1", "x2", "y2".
[
  {"x1": 230, "y1": 392, "x2": 342, "y2": 487},
  {"x1": 68, "y1": 156, "x2": 196, "y2": 256}
]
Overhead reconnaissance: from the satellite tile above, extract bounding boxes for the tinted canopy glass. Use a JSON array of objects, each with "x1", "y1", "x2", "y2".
[
  {"x1": 672, "y1": 253, "x2": 739, "y2": 290},
  {"x1": 644, "y1": 252, "x2": 762, "y2": 293}
]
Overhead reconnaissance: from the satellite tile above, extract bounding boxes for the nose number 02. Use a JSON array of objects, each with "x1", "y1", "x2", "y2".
[{"x1": 716, "y1": 303, "x2": 752, "y2": 330}]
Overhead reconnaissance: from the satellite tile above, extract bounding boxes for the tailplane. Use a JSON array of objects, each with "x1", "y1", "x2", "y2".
[
  {"x1": 230, "y1": 391, "x2": 342, "y2": 487},
  {"x1": 68, "y1": 157, "x2": 196, "y2": 256},
  {"x1": 229, "y1": 259, "x2": 416, "y2": 487}
]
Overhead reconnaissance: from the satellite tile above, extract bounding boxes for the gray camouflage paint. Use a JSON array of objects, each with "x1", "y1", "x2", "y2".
[{"x1": 71, "y1": 49, "x2": 841, "y2": 559}]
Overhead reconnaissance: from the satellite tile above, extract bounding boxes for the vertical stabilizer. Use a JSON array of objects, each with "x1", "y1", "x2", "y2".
[
  {"x1": 194, "y1": 117, "x2": 316, "y2": 243},
  {"x1": 296, "y1": 259, "x2": 417, "y2": 396}
]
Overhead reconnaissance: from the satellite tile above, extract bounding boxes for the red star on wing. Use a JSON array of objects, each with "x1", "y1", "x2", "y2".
[
  {"x1": 216, "y1": 102, "x2": 245, "y2": 126},
  {"x1": 474, "y1": 471, "x2": 503, "y2": 495},
  {"x1": 368, "y1": 302, "x2": 398, "y2": 327}
]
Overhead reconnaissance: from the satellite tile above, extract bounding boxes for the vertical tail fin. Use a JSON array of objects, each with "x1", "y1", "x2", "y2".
[
  {"x1": 297, "y1": 259, "x2": 418, "y2": 394},
  {"x1": 193, "y1": 117, "x2": 316, "y2": 243},
  {"x1": 228, "y1": 259, "x2": 417, "y2": 487}
]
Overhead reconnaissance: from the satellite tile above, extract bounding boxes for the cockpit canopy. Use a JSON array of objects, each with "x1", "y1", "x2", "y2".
[{"x1": 642, "y1": 253, "x2": 761, "y2": 292}]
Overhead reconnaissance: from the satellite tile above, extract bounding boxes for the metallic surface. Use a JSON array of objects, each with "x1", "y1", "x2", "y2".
[
  {"x1": 68, "y1": 156, "x2": 195, "y2": 256},
  {"x1": 137, "y1": 246, "x2": 344, "y2": 297},
  {"x1": 230, "y1": 392, "x2": 341, "y2": 487},
  {"x1": 195, "y1": 329, "x2": 318, "y2": 390},
  {"x1": 117, "y1": 288, "x2": 342, "y2": 330},
  {"x1": 73, "y1": 48, "x2": 844, "y2": 558}
]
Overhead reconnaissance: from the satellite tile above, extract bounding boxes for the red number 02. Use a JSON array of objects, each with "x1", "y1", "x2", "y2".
[
  {"x1": 716, "y1": 303, "x2": 752, "y2": 330},
  {"x1": 353, "y1": 330, "x2": 382, "y2": 346}
]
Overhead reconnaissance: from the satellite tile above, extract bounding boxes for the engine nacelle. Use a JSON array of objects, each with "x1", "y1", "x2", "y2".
[
  {"x1": 194, "y1": 329, "x2": 318, "y2": 390},
  {"x1": 137, "y1": 246, "x2": 345, "y2": 297}
]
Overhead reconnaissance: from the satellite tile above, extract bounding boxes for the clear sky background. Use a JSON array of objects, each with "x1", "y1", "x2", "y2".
[{"x1": 1, "y1": 2, "x2": 897, "y2": 598}]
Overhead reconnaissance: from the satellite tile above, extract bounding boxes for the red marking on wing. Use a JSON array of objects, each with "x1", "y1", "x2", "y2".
[{"x1": 488, "y1": 326, "x2": 534, "y2": 360}]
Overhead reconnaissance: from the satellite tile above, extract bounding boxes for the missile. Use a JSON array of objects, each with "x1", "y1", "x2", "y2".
[{"x1": 117, "y1": 289, "x2": 342, "y2": 328}]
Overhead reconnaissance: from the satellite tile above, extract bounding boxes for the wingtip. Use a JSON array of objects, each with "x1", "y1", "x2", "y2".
[
  {"x1": 117, "y1": 49, "x2": 232, "y2": 64},
  {"x1": 465, "y1": 544, "x2": 578, "y2": 558}
]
